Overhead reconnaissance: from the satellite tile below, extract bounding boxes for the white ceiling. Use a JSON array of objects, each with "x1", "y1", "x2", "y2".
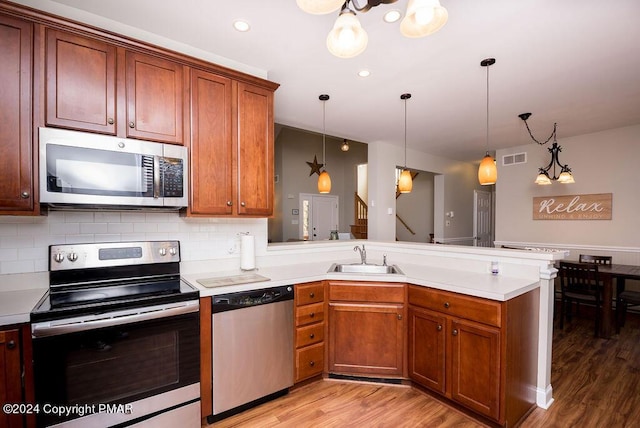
[{"x1": 46, "y1": 0, "x2": 640, "y2": 162}]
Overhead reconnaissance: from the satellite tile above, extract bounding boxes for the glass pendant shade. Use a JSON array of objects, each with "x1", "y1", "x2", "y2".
[
  {"x1": 400, "y1": 0, "x2": 448, "y2": 38},
  {"x1": 478, "y1": 154, "x2": 497, "y2": 185},
  {"x1": 341, "y1": 139, "x2": 350, "y2": 151},
  {"x1": 327, "y1": 11, "x2": 368, "y2": 58},
  {"x1": 398, "y1": 169, "x2": 413, "y2": 193},
  {"x1": 318, "y1": 170, "x2": 332, "y2": 193},
  {"x1": 296, "y1": 0, "x2": 343, "y2": 15},
  {"x1": 534, "y1": 172, "x2": 552, "y2": 185},
  {"x1": 557, "y1": 170, "x2": 575, "y2": 184}
]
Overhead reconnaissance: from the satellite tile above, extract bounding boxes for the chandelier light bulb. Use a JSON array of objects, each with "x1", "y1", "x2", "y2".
[
  {"x1": 400, "y1": 0, "x2": 448, "y2": 38},
  {"x1": 327, "y1": 11, "x2": 368, "y2": 58},
  {"x1": 296, "y1": 0, "x2": 343, "y2": 15}
]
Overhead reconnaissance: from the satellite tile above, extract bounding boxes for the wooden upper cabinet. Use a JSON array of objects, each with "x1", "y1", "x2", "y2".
[
  {"x1": 125, "y1": 51, "x2": 185, "y2": 145},
  {"x1": 189, "y1": 69, "x2": 233, "y2": 215},
  {"x1": 45, "y1": 29, "x2": 117, "y2": 134},
  {"x1": 235, "y1": 82, "x2": 274, "y2": 216},
  {"x1": 0, "y1": 14, "x2": 34, "y2": 213}
]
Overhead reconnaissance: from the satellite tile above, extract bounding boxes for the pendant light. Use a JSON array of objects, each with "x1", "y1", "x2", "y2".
[
  {"x1": 326, "y1": 3, "x2": 368, "y2": 59},
  {"x1": 478, "y1": 58, "x2": 498, "y2": 186},
  {"x1": 341, "y1": 139, "x2": 350, "y2": 152},
  {"x1": 318, "y1": 94, "x2": 332, "y2": 194},
  {"x1": 398, "y1": 93, "x2": 413, "y2": 193},
  {"x1": 400, "y1": 0, "x2": 449, "y2": 38}
]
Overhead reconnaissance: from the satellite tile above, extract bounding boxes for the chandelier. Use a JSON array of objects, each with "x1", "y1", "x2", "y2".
[
  {"x1": 518, "y1": 112, "x2": 575, "y2": 185},
  {"x1": 296, "y1": 0, "x2": 448, "y2": 58}
]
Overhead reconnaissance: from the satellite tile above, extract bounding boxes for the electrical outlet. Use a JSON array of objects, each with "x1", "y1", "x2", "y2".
[{"x1": 446, "y1": 220, "x2": 451, "y2": 227}]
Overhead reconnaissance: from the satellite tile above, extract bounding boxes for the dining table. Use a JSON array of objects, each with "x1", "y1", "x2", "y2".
[{"x1": 597, "y1": 263, "x2": 640, "y2": 338}]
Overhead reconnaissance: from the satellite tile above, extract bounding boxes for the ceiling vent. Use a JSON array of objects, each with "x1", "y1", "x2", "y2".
[{"x1": 502, "y1": 152, "x2": 527, "y2": 166}]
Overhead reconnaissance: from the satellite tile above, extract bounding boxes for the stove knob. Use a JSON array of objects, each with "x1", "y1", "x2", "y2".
[
  {"x1": 169, "y1": 247, "x2": 177, "y2": 256},
  {"x1": 159, "y1": 248, "x2": 167, "y2": 256},
  {"x1": 67, "y1": 252, "x2": 78, "y2": 262},
  {"x1": 54, "y1": 253, "x2": 65, "y2": 263}
]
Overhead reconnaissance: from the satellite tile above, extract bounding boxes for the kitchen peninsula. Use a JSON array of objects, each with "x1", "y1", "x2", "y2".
[{"x1": 181, "y1": 240, "x2": 565, "y2": 425}]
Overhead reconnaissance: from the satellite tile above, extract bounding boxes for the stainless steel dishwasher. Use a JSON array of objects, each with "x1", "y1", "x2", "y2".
[{"x1": 208, "y1": 285, "x2": 294, "y2": 423}]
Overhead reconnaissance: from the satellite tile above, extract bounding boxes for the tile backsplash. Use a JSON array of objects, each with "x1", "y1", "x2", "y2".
[{"x1": 0, "y1": 211, "x2": 267, "y2": 274}]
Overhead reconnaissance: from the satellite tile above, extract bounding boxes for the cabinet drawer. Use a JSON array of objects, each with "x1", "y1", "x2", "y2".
[
  {"x1": 295, "y1": 302, "x2": 325, "y2": 327},
  {"x1": 296, "y1": 282, "x2": 325, "y2": 306},
  {"x1": 296, "y1": 322, "x2": 324, "y2": 348},
  {"x1": 296, "y1": 342, "x2": 324, "y2": 382},
  {"x1": 329, "y1": 282, "x2": 404, "y2": 303},
  {"x1": 408, "y1": 285, "x2": 502, "y2": 328}
]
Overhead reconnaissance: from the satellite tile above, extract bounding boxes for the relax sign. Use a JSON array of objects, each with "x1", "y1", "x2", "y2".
[{"x1": 533, "y1": 193, "x2": 612, "y2": 220}]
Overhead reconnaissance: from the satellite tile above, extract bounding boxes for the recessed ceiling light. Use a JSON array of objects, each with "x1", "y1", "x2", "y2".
[
  {"x1": 358, "y1": 70, "x2": 371, "y2": 78},
  {"x1": 233, "y1": 19, "x2": 250, "y2": 32},
  {"x1": 383, "y1": 9, "x2": 402, "y2": 23}
]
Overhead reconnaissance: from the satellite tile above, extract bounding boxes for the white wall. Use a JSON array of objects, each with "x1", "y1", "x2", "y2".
[
  {"x1": 396, "y1": 171, "x2": 435, "y2": 242},
  {"x1": 496, "y1": 124, "x2": 640, "y2": 249}
]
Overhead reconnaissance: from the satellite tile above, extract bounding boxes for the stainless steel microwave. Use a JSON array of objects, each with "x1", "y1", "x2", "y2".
[{"x1": 39, "y1": 127, "x2": 188, "y2": 209}]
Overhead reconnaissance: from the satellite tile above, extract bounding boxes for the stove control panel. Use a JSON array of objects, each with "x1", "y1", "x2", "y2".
[{"x1": 49, "y1": 241, "x2": 181, "y2": 270}]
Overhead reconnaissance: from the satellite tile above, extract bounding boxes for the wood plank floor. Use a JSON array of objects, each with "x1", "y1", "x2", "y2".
[{"x1": 205, "y1": 313, "x2": 640, "y2": 428}]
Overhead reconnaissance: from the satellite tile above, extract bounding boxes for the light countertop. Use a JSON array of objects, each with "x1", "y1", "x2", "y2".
[{"x1": 182, "y1": 261, "x2": 540, "y2": 301}]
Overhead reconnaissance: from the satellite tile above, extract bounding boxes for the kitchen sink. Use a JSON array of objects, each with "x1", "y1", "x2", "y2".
[{"x1": 328, "y1": 263, "x2": 404, "y2": 275}]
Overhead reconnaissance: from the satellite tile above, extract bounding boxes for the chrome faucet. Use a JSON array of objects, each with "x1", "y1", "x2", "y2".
[{"x1": 354, "y1": 245, "x2": 367, "y2": 264}]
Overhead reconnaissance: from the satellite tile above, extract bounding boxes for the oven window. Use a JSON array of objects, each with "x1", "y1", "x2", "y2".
[{"x1": 33, "y1": 312, "x2": 199, "y2": 425}]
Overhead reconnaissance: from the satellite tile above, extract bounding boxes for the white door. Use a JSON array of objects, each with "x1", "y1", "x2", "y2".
[
  {"x1": 473, "y1": 190, "x2": 492, "y2": 247},
  {"x1": 300, "y1": 194, "x2": 339, "y2": 241}
]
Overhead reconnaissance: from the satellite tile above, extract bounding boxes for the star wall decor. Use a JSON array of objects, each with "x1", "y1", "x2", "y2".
[{"x1": 306, "y1": 155, "x2": 324, "y2": 176}]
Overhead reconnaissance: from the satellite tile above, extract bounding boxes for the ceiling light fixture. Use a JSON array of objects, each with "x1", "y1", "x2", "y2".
[
  {"x1": 518, "y1": 113, "x2": 575, "y2": 185},
  {"x1": 383, "y1": 9, "x2": 402, "y2": 23},
  {"x1": 478, "y1": 58, "x2": 498, "y2": 186},
  {"x1": 299, "y1": 0, "x2": 448, "y2": 58},
  {"x1": 232, "y1": 19, "x2": 250, "y2": 32},
  {"x1": 341, "y1": 139, "x2": 350, "y2": 152},
  {"x1": 318, "y1": 94, "x2": 332, "y2": 193},
  {"x1": 398, "y1": 93, "x2": 413, "y2": 194},
  {"x1": 358, "y1": 69, "x2": 371, "y2": 77}
]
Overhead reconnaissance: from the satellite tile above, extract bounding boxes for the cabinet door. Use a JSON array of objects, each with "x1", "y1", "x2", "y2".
[
  {"x1": 126, "y1": 51, "x2": 185, "y2": 144},
  {"x1": 451, "y1": 318, "x2": 501, "y2": 421},
  {"x1": 189, "y1": 69, "x2": 233, "y2": 215},
  {"x1": 45, "y1": 29, "x2": 117, "y2": 134},
  {"x1": 329, "y1": 303, "x2": 404, "y2": 376},
  {"x1": 0, "y1": 15, "x2": 33, "y2": 212},
  {"x1": 0, "y1": 329, "x2": 23, "y2": 428},
  {"x1": 408, "y1": 306, "x2": 446, "y2": 394},
  {"x1": 235, "y1": 82, "x2": 274, "y2": 216}
]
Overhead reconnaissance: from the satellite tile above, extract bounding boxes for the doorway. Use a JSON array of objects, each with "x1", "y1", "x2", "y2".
[
  {"x1": 300, "y1": 193, "x2": 339, "y2": 241},
  {"x1": 473, "y1": 190, "x2": 493, "y2": 247}
]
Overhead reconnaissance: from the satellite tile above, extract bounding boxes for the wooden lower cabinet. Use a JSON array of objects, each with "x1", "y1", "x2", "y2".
[
  {"x1": 408, "y1": 285, "x2": 539, "y2": 426},
  {"x1": 294, "y1": 282, "x2": 326, "y2": 383},
  {"x1": 328, "y1": 281, "x2": 405, "y2": 378},
  {"x1": 1, "y1": 325, "x2": 35, "y2": 428}
]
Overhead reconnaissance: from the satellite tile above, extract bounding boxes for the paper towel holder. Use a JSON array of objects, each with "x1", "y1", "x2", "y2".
[{"x1": 238, "y1": 232, "x2": 257, "y2": 272}]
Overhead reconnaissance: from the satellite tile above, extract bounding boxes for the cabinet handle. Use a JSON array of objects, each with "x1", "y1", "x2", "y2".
[
  {"x1": 107, "y1": 117, "x2": 114, "y2": 125},
  {"x1": 309, "y1": 361, "x2": 315, "y2": 367},
  {"x1": 444, "y1": 302, "x2": 450, "y2": 309},
  {"x1": 309, "y1": 292, "x2": 315, "y2": 298},
  {"x1": 241, "y1": 202, "x2": 246, "y2": 207},
  {"x1": 437, "y1": 324, "x2": 442, "y2": 331},
  {"x1": 310, "y1": 333, "x2": 315, "y2": 339},
  {"x1": 21, "y1": 191, "x2": 30, "y2": 199},
  {"x1": 452, "y1": 329, "x2": 458, "y2": 336},
  {"x1": 6, "y1": 340, "x2": 16, "y2": 350},
  {"x1": 397, "y1": 314, "x2": 403, "y2": 320},
  {"x1": 226, "y1": 201, "x2": 233, "y2": 206},
  {"x1": 129, "y1": 121, "x2": 135, "y2": 128},
  {"x1": 310, "y1": 312, "x2": 315, "y2": 318}
]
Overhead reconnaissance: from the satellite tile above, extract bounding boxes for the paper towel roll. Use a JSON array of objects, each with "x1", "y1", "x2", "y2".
[{"x1": 240, "y1": 234, "x2": 256, "y2": 271}]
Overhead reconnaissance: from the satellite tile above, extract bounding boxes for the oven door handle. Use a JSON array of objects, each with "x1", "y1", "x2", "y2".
[{"x1": 32, "y1": 301, "x2": 199, "y2": 338}]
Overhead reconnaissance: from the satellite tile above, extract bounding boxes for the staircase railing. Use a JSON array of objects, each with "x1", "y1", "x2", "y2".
[{"x1": 355, "y1": 193, "x2": 367, "y2": 224}]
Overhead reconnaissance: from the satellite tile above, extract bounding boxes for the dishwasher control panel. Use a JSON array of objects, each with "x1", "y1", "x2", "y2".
[{"x1": 212, "y1": 285, "x2": 293, "y2": 313}]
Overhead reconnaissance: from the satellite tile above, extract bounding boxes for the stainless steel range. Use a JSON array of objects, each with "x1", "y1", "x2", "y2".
[{"x1": 30, "y1": 241, "x2": 200, "y2": 428}]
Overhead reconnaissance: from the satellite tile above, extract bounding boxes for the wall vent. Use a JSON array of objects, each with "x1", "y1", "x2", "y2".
[{"x1": 502, "y1": 152, "x2": 527, "y2": 166}]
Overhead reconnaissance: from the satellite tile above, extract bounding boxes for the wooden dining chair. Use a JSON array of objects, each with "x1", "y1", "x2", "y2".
[
  {"x1": 578, "y1": 254, "x2": 612, "y2": 265},
  {"x1": 558, "y1": 261, "x2": 603, "y2": 336}
]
